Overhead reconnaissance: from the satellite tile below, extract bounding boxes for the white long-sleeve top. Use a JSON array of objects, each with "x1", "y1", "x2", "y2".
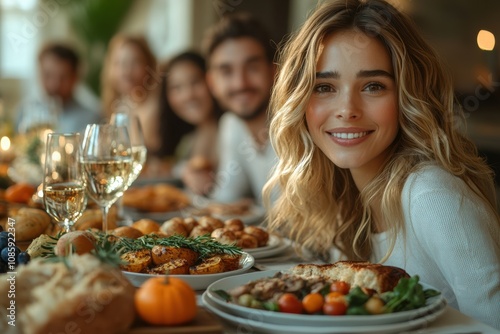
[
  {"x1": 371, "y1": 165, "x2": 500, "y2": 329},
  {"x1": 210, "y1": 113, "x2": 277, "y2": 205}
]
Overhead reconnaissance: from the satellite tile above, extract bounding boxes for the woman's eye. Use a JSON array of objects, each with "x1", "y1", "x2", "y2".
[
  {"x1": 364, "y1": 82, "x2": 385, "y2": 93},
  {"x1": 314, "y1": 84, "x2": 334, "y2": 94}
]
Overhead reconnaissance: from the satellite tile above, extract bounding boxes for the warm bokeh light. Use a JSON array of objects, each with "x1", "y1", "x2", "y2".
[
  {"x1": 477, "y1": 30, "x2": 495, "y2": 51},
  {"x1": 0, "y1": 136, "x2": 11, "y2": 151}
]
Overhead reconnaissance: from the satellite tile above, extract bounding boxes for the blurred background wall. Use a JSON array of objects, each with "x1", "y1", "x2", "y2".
[{"x1": 1, "y1": 0, "x2": 499, "y2": 182}]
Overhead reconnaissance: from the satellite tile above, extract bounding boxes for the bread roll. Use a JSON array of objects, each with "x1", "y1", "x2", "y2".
[
  {"x1": 189, "y1": 225, "x2": 212, "y2": 238},
  {"x1": 131, "y1": 218, "x2": 160, "y2": 235},
  {"x1": 54, "y1": 231, "x2": 96, "y2": 256},
  {"x1": 11, "y1": 208, "x2": 51, "y2": 241},
  {"x1": 199, "y1": 216, "x2": 224, "y2": 231},
  {"x1": 183, "y1": 217, "x2": 199, "y2": 234},
  {"x1": 211, "y1": 228, "x2": 237, "y2": 245},
  {"x1": 160, "y1": 217, "x2": 188, "y2": 237},
  {"x1": 224, "y1": 218, "x2": 245, "y2": 231},
  {"x1": 237, "y1": 233, "x2": 259, "y2": 249},
  {"x1": 112, "y1": 226, "x2": 143, "y2": 239},
  {"x1": 0, "y1": 254, "x2": 135, "y2": 334},
  {"x1": 243, "y1": 226, "x2": 269, "y2": 247}
]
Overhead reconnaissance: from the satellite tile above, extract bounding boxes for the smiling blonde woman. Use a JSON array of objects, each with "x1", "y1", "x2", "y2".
[{"x1": 264, "y1": 0, "x2": 500, "y2": 328}]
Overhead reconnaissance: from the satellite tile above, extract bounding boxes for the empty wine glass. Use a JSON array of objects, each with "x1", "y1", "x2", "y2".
[
  {"x1": 110, "y1": 112, "x2": 147, "y2": 224},
  {"x1": 43, "y1": 133, "x2": 86, "y2": 233},
  {"x1": 80, "y1": 124, "x2": 132, "y2": 232}
]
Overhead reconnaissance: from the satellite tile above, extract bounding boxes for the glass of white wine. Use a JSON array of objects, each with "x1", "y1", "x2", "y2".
[
  {"x1": 80, "y1": 124, "x2": 132, "y2": 233},
  {"x1": 110, "y1": 112, "x2": 147, "y2": 224},
  {"x1": 43, "y1": 133, "x2": 87, "y2": 233}
]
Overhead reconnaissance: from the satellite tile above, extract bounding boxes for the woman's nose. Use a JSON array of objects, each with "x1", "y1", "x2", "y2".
[{"x1": 335, "y1": 91, "x2": 361, "y2": 120}]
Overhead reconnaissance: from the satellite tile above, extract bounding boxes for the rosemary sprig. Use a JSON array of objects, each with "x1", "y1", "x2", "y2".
[
  {"x1": 40, "y1": 231, "x2": 126, "y2": 268},
  {"x1": 40, "y1": 231, "x2": 65, "y2": 258},
  {"x1": 116, "y1": 233, "x2": 243, "y2": 258},
  {"x1": 91, "y1": 233, "x2": 128, "y2": 267}
]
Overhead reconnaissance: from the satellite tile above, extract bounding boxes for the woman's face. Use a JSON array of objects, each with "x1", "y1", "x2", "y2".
[
  {"x1": 166, "y1": 61, "x2": 214, "y2": 125},
  {"x1": 306, "y1": 30, "x2": 399, "y2": 188},
  {"x1": 110, "y1": 43, "x2": 148, "y2": 96}
]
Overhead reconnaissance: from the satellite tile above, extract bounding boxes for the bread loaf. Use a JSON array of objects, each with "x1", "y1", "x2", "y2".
[
  {"x1": 0, "y1": 254, "x2": 135, "y2": 334},
  {"x1": 288, "y1": 261, "x2": 409, "y2": 293}
]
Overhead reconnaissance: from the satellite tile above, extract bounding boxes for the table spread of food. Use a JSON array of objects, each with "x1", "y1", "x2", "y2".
[{"x1": 0, "y1": 178, "x2": 480, "y2": 334}]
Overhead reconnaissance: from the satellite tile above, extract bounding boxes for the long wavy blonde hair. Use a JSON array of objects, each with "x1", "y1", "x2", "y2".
[
  {"x1": 263, "y1": 0, "x2": 498, "y2": 261},
  {"x1": 101, "y1": 34, "x2": 157, "y2": 118}
]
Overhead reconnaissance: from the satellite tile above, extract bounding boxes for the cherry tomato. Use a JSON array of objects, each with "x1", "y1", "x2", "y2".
[
  {"x1": 323, "y1": 301, "x2": 348, "y2": 316},
  {"x1": 330, "y1": 281, "x2": 351, "y2": 295},
  {"x1": 302, "y1": 293, "x2": 324, "y2": 314},
  {"x1": 278, "y1": 293, "x2": 303, "y2": 314},
  {"x1": 324, "y1": 292, "x2": 345, "y2": 304}
]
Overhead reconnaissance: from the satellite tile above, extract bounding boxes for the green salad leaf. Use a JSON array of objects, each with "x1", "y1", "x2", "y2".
[{"x1": 381, "y1": 275, "x2": 440, "y2": 313}]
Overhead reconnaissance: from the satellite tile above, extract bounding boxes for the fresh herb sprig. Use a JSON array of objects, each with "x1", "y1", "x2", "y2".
[
  {"x1": 381, "y1": 275, "x2": 440, "y2": 313},
  {"x1": 116, "y1": 233, "x2": 243, "y2": 258},
  {"x1": 40, "y1": 231, "x2": 65, "y2": 258},
  {"x1": 40, "y1": 232, "x2": 126, "y2": 268}
]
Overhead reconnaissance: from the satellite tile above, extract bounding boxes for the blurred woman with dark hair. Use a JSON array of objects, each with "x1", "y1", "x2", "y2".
[{"x1": 158, "y1": 51, "x2": 223, "y2": 193}]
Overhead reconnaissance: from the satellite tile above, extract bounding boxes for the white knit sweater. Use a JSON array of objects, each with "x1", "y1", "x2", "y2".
[{"x1": 371, "y1": 165, "x2": 500, "y2": 329}]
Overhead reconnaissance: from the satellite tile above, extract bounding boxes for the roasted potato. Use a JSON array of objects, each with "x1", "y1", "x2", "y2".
[
  {"x1": 219, "y1": 254, "x2": 242, "y2": 271},
  {"x1": 151, "y1": 245, "x2": 199, "y2": 266},
  {"x1": 148, "y1": 259, "x2": 190, "y2": 275},
  {"x1": 120, "y1": 249, "x2": 152, "y2": 273},
  {"x1": 189, "y1": 256, "x2": 225, "y2": 275}
]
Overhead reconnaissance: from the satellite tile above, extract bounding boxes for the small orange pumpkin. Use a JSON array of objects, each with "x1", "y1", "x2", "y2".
[{"x1": 134, "y1": 276, "x2": 197, "y2": 326}]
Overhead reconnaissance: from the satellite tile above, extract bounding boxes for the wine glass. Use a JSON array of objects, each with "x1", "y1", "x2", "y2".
[
  {"x1": 80, "y1": 124, "x2": 132, "y2": 232},
  {"x1": 43, "y1": 133, "x2": 86, "y2": 233},
  {"x1": 110, "y1": 112, "x2": 147, "y2": 224}
]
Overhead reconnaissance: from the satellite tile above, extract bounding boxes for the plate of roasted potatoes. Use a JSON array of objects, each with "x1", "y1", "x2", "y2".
[{"x1": 121, "y1": 247, "x2": 254, "y2": 290}]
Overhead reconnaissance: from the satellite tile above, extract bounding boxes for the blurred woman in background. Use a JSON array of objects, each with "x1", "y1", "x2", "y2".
[
  {"x1": 157, "y1": 51, "x2": 223, "y2": 194},
  {"x1": 101, "y1": 34, "x2": 161, "y2": 155}
]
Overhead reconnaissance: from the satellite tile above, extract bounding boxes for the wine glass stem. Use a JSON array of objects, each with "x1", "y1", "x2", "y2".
[
  {"x1": 116, "y1": 197, "x2": 125, "y2": 219},
  {"x1": 102, "y1": 204, "x2": 111, "y2": 233},
  {"x1": 63, "y1": 219, "x2": 72, "y2": 233}
]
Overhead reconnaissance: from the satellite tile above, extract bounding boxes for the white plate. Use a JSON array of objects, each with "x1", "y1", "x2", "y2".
[
  {"x1": 206, "y1": 270, "x2": 447, "y2": 327},
  {"x1": 186, "y1": 196, "x2": 266, "y2": 225},
  {"x1": 130, "y1": 203, "x2": 266, "y2": 225},
  {"x1": 202, "y1": 293, "x2": 446, "y2": 334},
  {"x1": 123, "y1": 252, "x2": 254, "y2": 290},
  {"x1": 245, "y1": 238, "x2": 292, "y2": 259},
  {"x1": 211, "y1": 204, "x2": 265, "y2": 225},
  {"x1": 243, "y1": 234, "x2": 281, "y2": 252}
]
